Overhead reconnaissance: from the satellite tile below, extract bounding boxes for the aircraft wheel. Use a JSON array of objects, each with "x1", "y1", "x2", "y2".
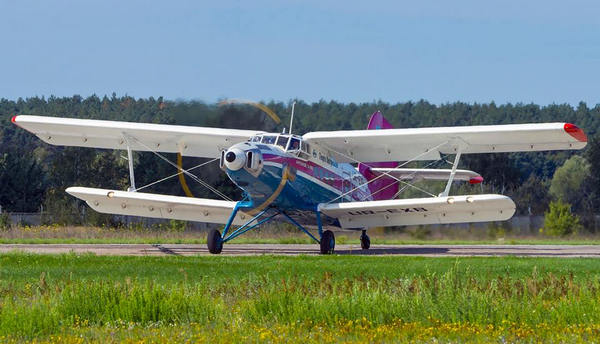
[
  {"x1": 360, "y1": 231, "x2": 371, "y2": 250},
  {"x1": 207, "y1": 229, "x2": 223, "y2": 254},
  {"x1": 320, "y1": 230, "x2": 335, "y2": 254}
]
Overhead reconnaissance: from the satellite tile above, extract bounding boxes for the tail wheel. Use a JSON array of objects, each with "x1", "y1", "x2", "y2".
[
  {"x1": 207, "y1": 229, "x2": 223, "y2": 254},
  {"x1": 320, "y1": 230, "x2": 335, "y2": 254},
  {"x1": 360, "y1": 231, "x2": 371, "y2": 250}
]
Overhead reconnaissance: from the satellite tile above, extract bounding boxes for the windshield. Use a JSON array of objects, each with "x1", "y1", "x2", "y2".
[
  {"x1": 251, "y1": 136, "x2": 262, "y2": 142},
  {"x1": 276, "y1": 135, "x2": 289, "y2": 149},
  {"x1": 288, "y1": 137, "x2": 300, "y2": 151}
]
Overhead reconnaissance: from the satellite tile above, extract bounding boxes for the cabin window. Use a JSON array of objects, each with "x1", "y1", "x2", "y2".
[
  {"x1": 326, "y1": 157, "x2": 338, "y2": 167},
  {"x1": 262, "y1": 135, "x2": 276, "y2": 144},
  {"x1": 312, "y1": 150, "x2": 317, "y2": 158},
  {"x1": 301, "y1": 141, "x2": 310, "y2": 153},
  {"x1": 276, "y1": 135, "x2": 289, "y2": 149},
  {"x1": 319, "y1": 153, "x2": 326, "y2": 162}
]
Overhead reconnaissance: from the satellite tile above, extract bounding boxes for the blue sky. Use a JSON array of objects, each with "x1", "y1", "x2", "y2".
[{"x1": 1, "y1": 0, "x2": 599, "y2": 105}]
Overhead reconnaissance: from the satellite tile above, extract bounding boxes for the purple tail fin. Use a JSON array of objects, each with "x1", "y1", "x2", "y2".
[{"x1": 358, "y1": 111, "x2": 399, "y2": 200}]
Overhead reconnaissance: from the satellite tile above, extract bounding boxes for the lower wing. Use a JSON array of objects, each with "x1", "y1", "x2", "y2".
[
  {"x1": 318, "y1": 194, "x2": 515, "y2": 229},
  {"x1": 66, "y1": 187, "x2": 248, "y2": 225}
]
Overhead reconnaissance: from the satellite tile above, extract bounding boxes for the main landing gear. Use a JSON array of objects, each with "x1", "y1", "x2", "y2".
[
  {"x1": 360, "y1": 230, "x2": 370, "y2": 250},
  {"x1": 207, "y1": 229, "x2": 223, "y2": 254},
  {"x1": 320, "y1": 230, "x2": 335, "y2": 254},
  {"x1": 206, "y1": 203, "x2": 336, "y2": 255}
]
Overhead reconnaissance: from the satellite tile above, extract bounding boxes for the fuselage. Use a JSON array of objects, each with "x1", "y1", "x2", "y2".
[{"x1": 221, "y1": 133, "x2": 372, "y2": 214}]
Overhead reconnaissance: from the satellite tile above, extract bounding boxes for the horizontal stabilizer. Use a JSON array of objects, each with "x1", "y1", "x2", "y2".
[
  {"x1": 304, "y1": 123, "x2": 587, "y2": 163},
  {"x1": 318, "y1": 194, "x2": 515, "y2": 229},
  {"x1": 66, "y1": 187, "x2": 247, "y2": 225},
  {"x1": 370, "y1": 168, "x2": 483, "y2": 184},
  {"x1": 13, "y1": 115, "x2": 263, "y2": 158}
]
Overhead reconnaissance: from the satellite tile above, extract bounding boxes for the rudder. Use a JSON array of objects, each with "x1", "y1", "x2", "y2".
[{"x1": 358, "y1": 111, "x2": 400, "y2": 200}]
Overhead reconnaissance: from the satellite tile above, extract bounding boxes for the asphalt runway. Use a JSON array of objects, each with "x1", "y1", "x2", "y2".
[{"x1": 2, "y1": 244, "x2": 600, "y2": 257}]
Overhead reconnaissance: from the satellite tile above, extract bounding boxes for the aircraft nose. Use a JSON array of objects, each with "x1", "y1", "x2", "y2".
[{"x1": 223, "y1": 148, "x2": 246, "y2": 171}]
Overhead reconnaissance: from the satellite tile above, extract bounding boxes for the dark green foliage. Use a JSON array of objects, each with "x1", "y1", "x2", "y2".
[
  {"x1": 1, "y1": 95, "x2": 599, "y2": 226},
  {"x1": 462, "y1": 153, "x2": 521, "y2": 194},
  {"x1": 0, "y1": 153, "x2": 46, "y2": 212},
  {"x1": 511, "y1": 175, "x2": 551, "y2": 215},
  {"x1": 585, "y1": 136, "x2": 600, "y2": 224},
  {"x1": 0, "y1": 212, "x2": 10, "y2": 230}
]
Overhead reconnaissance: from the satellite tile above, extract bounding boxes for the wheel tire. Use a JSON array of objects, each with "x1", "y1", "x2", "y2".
[
  {"x1": 207, "y1": 229, "x2": 223, "y2": 254},
  {"x1": 360, "y1": 234, "x2": 371, "y2": 250},
  {"x1": 320, "y1": 230, "x2": 335, "y2": 254}
]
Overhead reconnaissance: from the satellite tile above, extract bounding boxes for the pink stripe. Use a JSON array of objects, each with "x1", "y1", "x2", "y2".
[{"x1": 262, "y1": 153, "x2": 369, "y2": 201}]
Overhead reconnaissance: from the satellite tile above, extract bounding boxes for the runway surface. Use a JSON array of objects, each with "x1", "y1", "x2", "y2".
[{"x1": 2, "y1": 244, "x2": 600, "y2": 257}]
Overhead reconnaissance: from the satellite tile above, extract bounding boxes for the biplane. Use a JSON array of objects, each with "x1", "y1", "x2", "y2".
[{"x1": 11, "y1": 109, "x2": 587, "y2": 254}]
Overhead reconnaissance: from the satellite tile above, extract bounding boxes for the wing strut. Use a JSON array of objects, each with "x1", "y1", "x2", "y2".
[
  {"x1": 440, "y1": 148, "x2": 462, "y2": 197},
  {"x1": 124, "y1": 134, "x2": 137, "y2": 192}
]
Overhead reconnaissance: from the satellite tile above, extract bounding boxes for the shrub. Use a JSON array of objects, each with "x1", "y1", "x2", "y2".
[
  {"x1": 541, "y1": 200, "x2": 581, "y2": 236},
  {"x1": 0, "y1": 212, "x2": 10, "y2": 231}
]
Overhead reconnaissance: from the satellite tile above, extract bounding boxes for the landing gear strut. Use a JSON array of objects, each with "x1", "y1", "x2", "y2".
[
  {"x1": 360, "y1": 230, "x2": 370, "y2": 250},
  {"x1": 320, "y1": 230, "x2": 335, "y2": 254},
  {"x1": 207, "y1": 205, "x2": 333, "y2": 255}
]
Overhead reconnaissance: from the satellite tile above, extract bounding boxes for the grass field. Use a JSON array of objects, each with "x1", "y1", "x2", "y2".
[{"x1": 2, "y1": 253, "x2": 600, "y2": 342}]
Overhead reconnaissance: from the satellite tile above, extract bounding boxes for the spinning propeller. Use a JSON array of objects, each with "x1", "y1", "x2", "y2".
[{"x1": 176, "y1": 99, "x2": 282, "y2": 198}]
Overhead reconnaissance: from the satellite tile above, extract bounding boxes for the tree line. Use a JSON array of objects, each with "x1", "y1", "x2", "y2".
[{"x1": 0, "y1": 95, "x2": 599, "y2": 231}]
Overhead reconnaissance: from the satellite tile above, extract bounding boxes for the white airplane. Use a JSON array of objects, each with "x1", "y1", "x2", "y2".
[{"x1": 11, "y1": 110, "x2": 587, "y2": 254}]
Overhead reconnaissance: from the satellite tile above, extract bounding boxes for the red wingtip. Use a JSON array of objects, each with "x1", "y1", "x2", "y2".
[
  {"x1": 564, "y1": 123, "x2": 587, "y2": 142},
  {"x1": 469, "y1": 176, "x2": 484, "y2": 184},
  {"x1": 11, "y1": 115, "x2": 17, "y2": 124}
]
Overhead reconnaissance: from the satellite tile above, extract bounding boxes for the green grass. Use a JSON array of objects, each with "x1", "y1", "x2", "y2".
[
  {"x1": 4, "y1": 224, "x2": 600, "y2": 245},
  {"x1": 3, "y1": 253, "x2": 600, "y2": 342}
]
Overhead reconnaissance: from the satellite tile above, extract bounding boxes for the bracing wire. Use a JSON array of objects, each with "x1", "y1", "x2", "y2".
[
  {"x1": 123, "y1": 135, "x2": 233, "y2": 201},
  {"x1": 368, "y1": 158, "x2": 443, "y2": 200},
  {"x1": 135, "y1": 158, "x2": 219, "y2": 192},
  {"x1": 324, "y1": 140, "x2": 450, "y2": 203}
]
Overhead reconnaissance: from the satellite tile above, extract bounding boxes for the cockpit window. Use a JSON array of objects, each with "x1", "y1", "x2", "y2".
[
  {"x1": 288, "y1": 137, "x2": 300, "y2": 151},
  {"x1": 261, "y1": 135, "x2": 276, "y2": 144},
  {"x1": 251, "y1": 136, "x2": 261, "y2": 142},
  {"x1": 276, "y1": 135, "x2": 289, "y2": 149}
]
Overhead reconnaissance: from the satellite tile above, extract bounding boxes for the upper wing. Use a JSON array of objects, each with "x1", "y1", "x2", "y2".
[
  {"x1": 318, "y1": 194, "x2": 515, "y2": 229},
  {"x1": 12, "y1": 115, "x2": 264, "y2": 158},
  {"x1": 303, "y1": 123, "x2": 587, "y2": 163},
  {"x1": 66, "y1": 187, "x2": 248, "y2": 225},
  {"x1": 370, "y1": 168, "x2": 483, "y2": 184}
]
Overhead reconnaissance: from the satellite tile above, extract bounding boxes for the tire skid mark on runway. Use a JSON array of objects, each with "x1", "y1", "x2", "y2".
[{"x1": 150, "y1": 244, "x2": 179, "y2": 256}]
